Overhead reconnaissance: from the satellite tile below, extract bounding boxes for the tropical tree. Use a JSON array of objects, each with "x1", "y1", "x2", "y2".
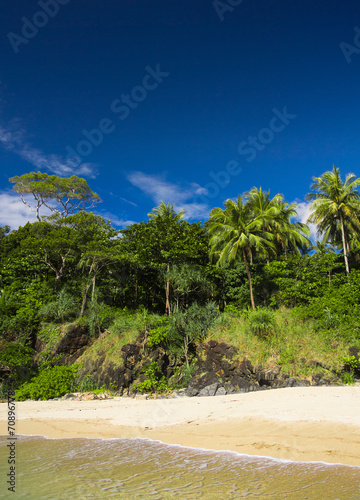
[
  {"x1": 73, "y1": 213, "x2": 120, "y2": 316},
  {"x1": 147, "y1": 201, "x2": 185, "y2": 222},
  {"x1": 147, "y1": 201, "x2": 186, "y2": 314},
  {"x1": 0, "y1": 225, "x2": 10, "y2": 241},
  {"x1": 306, "y1": 166, "x2": 360, "y2": 274},
  {"x1": 9, "y1": 172, "x2": 100, "y2": 221},
  {"x1": 164, "y1": 263, "x2": 211, "y2": 312},
  {"x1": 270, "y1": 195, "x2": 310, "y2": 258},
  {"x1": 121, "y1": 206, "x2": 208, "y2": 314},
  {"x1": 207, "y1": 195, "x2": 275, "y2": 309},
  {"x1": 245, "y1": 188, "x2": 310, "y2": 261}
]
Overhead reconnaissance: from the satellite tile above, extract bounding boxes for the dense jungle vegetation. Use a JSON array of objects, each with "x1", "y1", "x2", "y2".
[{"x1": 1, "y1": 167, "x2": 360, "y2": 400}]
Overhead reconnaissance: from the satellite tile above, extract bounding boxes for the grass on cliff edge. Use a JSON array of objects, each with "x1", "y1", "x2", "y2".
[
  {"x1": 204, "y1": 308, "x2": 351, "y2": 379},
  {"x1": 76, "y1": 307, "x2": 352, "y2": 382}
]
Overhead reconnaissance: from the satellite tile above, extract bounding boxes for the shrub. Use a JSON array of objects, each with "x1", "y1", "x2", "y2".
[
  {"x1": 15, "y1": 365, "x2": 79, "y2": 401},
  {"x1": 135, "y1": 362, "x2": 170, "y2": 394},
  {"x1": 147, "y1": 317, "x2": 170, "y2": 346},
  {"x1": 224, "y1": 304, "x2": 242, "y2": 317},
  {"x1": 341, "y1": 371, "x2": 355, "y2": 385},
  {"x1": 39, "y1": 289, "x2": 78, "y2": 322},
  {"x1": 248, "y1": 308, "x2": 276, "y2": 338},
  {"x1": 0, "y1": 343, "x2": 35, "y2": 387}
]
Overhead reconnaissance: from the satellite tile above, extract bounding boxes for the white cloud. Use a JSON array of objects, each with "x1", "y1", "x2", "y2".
[
  {"x1": 294, "y1": 200, "x2": 318, "y2": 240},
  {"x1": 119, "y1": 197, "x2": 137, "y2": 207},
  {"x1": 0, "y1": 122, "x2": 97, "y2": 178},
  {"x1": 127, "y1": 171, "x2": 210, "y2": 220},
  {"x1": 174, "y1": 202, "x2": 211, "y2": 220},
  {"x1": 0, "y1": 192, "x2": 38, "y2": 228},
  {"x1": 98, "y1": 211, "x2": 136, "y2": 229}
]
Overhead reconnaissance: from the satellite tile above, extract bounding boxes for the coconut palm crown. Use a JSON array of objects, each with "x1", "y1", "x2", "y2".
[
  {"x1": 207, "y1": 195, "x2": 275, "y2": 309},
  {"x1": 306, "y1": 165, "x2": 360, "y2": 274}
]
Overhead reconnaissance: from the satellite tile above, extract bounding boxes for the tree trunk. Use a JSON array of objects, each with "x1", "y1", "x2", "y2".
[
  {"x1": 80, "y1": 261, "x2": 95, "y2": 317},
  {"x1": 340, "y1": 213, "x2": 350, "y2": 274},
  {"x1": 184, "y1": 336, "x2": 190, "y2": 368},
  {"x1": 165, "y1": 263, "x2": 171, "y2": 315},
  {"x1": 135, "y1": 278, "x2": 138, "y2": 308},
  {"x1": 91, "y1": 275, "x2": 96, "y2": 302},
  {"x1": 243, "y1": 248, "x2": 255, "y2": 309},
  {"x1": 80, "y1": 281, "x2": 92, "y2": 317}
]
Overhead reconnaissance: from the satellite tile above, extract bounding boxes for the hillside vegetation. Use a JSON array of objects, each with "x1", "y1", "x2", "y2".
[{"x1": 1, "y1": 167, "x2": 360, "y2": 399}]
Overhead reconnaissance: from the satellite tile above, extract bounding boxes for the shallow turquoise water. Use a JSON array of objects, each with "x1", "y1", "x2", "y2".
[{"x1": 1, "y1": 436, "x2": 360, "y2": 498}]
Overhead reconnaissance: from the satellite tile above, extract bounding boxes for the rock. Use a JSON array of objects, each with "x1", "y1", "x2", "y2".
[
  {"x1": 257, "y1": 368, "x2": 280, "y2": 386},
  {"x1": 349, "y1": 346, "x2": 360, "y2": 358},
  {"x1": 229, "y1": 377, "x2": 255, "y2": 393},
  {"x1": 198, "y1": 382, "x2": 220, "y2": 397},
  {"x1": 62, "y1": 393, "x2": 78, "y2": 399},
  {"x1": 186, "y1": 386, "x2": 200, "y2": 397},
  {"x1": 187, "y1": 371, "x2": 221, "y2": 396},
  {"x1": 307, "y1": 374, "x2": 325, "y2": 386},
  {"x1": 223, "y1": 383, "x2": 236, "y2": 394},
  {"x1": 53, "y1": 324, "x2": 89, "y2": 364},
  {"x1": 215, "y1": 386, "x2": 227, "y2": 396},
  {"x1": 0, "y1": 364, "x2": 12, "y2": 382}
]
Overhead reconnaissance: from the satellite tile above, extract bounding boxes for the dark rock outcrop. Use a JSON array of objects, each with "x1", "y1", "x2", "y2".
[{"x1": 185, "y1": 341, "x2": 341, "y2": 397}]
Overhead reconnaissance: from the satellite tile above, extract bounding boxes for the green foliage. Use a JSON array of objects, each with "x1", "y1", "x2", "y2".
[
  {"x1": 321, "y1": 307, "x2": 339, "y2": 330},
  {"x1": 0, "y1": 343, "x2": 34, "y2": 368},
  {"x1": 167, "y1": 302, "x2": 220, "y2": 366},
  {"x1": 224, "y1": 304, "x2": 242, "y2": 317},
  {"x1": 0, "y1": 225, "x2": 10, "y2": 241},
  {"x1": 165, "y1": 262, "x2": 211, "y2": 312},
  {"x1": 9, "y1": 171, "x2": 100, "y2": 220},
  {"x1": 169, "y1": 302, "x2": 220, "y2": 345},
  {"x1": 306, "y1": 166, "x2": 360, "y2": 274},
  {"x1": 39, "y1": 289, "x2": 78, "y2": 322},
  {"x1": 15, "y1": 365, "x2": 79, "y2": 401},
  {"x1": 135, "y1": 362, "x2": 170, "y2": 394},
  {"x1": 278, "y1": 347, "x2": 296, "y2": 366},
  {"x1": 148, "y1": 326, "x2": 168, "y2": 347},
  {"x1": 341, "y1": 371, "x2": 355, "y2": 385},
  {"x1": 0, "y1": 343, "x2": 35, "y2": 386},
  {"x1": 0, "y1": 278, "x2": 54, "y2": 340},
  {"x1": 247, "y1": 308, "x2": 276, "y2": 338},
  {"x1": 75, "y1": 373, "x2": 98, "y2": 392},
  {"x1": 342, "y1": 355, "x2": 360, "y2": 371},
  {"x1": 37, "y1": 323, "x2": 63, "y2": 351}
]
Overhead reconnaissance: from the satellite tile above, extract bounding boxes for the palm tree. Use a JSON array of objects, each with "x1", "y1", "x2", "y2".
[
  {"x1": 306, "y1": 166, "x2": 360, "y2": 274},
  {"x1": 148, "y1": 201, "x2": 185, "y2": 222},
  {"x1": 245, "y1": 188, "x2": 310, "y2": 261},
  {"x1": 244, "y1": 187, "x2": 277, "y2": 264},
  {"x1": 270, "y1": 195, "x2": 311, "y2": 259},
  {"x1": 207, "y1": 195, "x2": 275, "y2": 309}
]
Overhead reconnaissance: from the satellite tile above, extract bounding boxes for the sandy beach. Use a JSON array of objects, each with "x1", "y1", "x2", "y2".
[{"x1": 2, "y1": 386, "x2": 360, "y2": 466}]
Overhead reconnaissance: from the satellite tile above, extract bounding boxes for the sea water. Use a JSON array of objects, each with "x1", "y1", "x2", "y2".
[{"x1": 1, "y1": 436, "x2": 360, "y2": 499}]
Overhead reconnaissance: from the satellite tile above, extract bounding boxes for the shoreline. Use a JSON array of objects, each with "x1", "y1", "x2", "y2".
[{"x1": 2, "y1": 387, "x2": 360, "y2": 467}]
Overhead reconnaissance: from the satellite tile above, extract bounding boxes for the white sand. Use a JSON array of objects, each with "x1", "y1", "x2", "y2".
[{"x1": 2, "y1": 386, "x2": 360, "y2": 466}]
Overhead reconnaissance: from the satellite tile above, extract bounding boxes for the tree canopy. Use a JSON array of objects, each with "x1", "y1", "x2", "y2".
[
  {"x1": 306, "y1": 166, "x2": 360, "y2": 273},
  {"x1": 9, "y1": 171, "x2": 100, "y2": 221}
]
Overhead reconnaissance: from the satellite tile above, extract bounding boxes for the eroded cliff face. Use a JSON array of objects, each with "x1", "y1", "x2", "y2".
[
  {"x1": 30, "y1": 324, "x2": 346, "y2": 398},
  {"x1": 185, "y1": 340, "x2": 341, "y2": 397}
]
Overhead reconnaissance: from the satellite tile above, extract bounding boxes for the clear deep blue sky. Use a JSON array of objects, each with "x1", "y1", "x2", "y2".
[{"x1": 1, "y1": 0, "x2": 360, "y2": 231}]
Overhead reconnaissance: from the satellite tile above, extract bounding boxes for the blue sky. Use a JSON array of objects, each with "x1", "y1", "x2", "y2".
[{"x1": 1, "y1": 0, "x2": 360, "y2": 235}]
